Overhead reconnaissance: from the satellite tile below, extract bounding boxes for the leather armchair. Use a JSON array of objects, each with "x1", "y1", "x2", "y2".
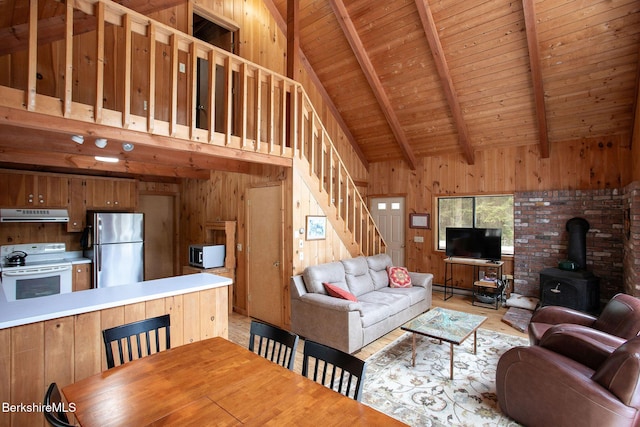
[
  {"x1": 496, "y1": 335, "x2": 640, "y2": 427},
  {"x1": 529, "y1": 293, "x2": 640, "y2": 345}
]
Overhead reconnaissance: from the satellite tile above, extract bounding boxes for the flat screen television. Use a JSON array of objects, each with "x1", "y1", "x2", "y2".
[{"x1": 445, "y1": 227, "x2": 502, "y2": 262}]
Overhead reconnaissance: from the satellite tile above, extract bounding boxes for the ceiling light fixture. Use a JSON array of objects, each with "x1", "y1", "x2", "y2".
[
  {"x1": 94, "y1": 156, "x2": 119, "y2": 163},
  {"x1": 122, "y1": 142, "x2": 134, "y2": 152},
  {"x1": 95, "y1": 138, "x2": 108, "y2": 148},
  {"x1": 71, "y1": 135, "x2": 84, "y2": 144}
]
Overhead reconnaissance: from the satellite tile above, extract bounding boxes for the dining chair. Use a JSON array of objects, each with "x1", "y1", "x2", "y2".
[
  {"x1": 43, "y1": 382, "x2": 75, "y2": 427},
  {"x1": 248, "y1": 320, "x2": 300, "y2": 370},
  {"x1": 302, "y1": 340, "x2": 367, "y2": 401},
  {"x1": 102, "y1": 314, "x2": 171, "y2": 369}
]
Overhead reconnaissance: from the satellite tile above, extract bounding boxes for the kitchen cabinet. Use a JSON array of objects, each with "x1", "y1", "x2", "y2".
[
  {"x1": 85, "y1": 177, "x2": 137, "y2": 209},
  {"x1": 72, "y1": 263, "x2": 91, "y2": 291},
  {"x1": 0, "y1": 170, "x2": 69, "y2": 208},
  {"x1": 67, "y1": 178, "x2": 86, "y2": 232}
]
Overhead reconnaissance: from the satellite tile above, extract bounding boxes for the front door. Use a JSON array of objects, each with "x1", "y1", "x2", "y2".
[
  {"x1": 370, "y1": 197, "x2": 405, "y2": 266},
  {"x1": 246, "y1": 184, "x2": 284, "y2": 327}
]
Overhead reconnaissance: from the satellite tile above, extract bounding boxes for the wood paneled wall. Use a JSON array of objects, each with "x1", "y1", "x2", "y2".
[
  {"x1": 0, "y1": 286, "x2": 228, "y2": 427},
  {"x1": 368, "y1": 136, "x2": 633, "y2": 284},
  {"x1": 180, "y1": 164, "x2": 287, "y2": 315}
]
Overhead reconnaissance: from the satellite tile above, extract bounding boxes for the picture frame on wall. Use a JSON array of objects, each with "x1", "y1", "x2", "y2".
[
  {"x1": 409, "y1": 213, "x2": 430, "y2": 229},
  {"x1": 306, "y1": 215, "x2": 327, "y2": 240}
]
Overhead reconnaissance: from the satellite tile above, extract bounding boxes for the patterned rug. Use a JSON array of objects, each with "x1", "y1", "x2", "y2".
[{"x1": 363, "y1": 330, "x2": 528, "y2": 426}]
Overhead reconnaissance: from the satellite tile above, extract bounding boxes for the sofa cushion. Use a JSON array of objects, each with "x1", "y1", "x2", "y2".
[
  {"x1": 323, "y1": 283, "x2": 358, "y2": 302},
  {"x1": 388, "y1": 266, "x2": 412, "y2": 288},
  {"x1": 342, "y1": 256, "x2": 375, "y2": 297},
  {"x1": 303, "y1": 262, "x2": 347, "y2": 294},
  {"x1": 357, "y1": 301, "x2": 394, "y2": 328},
  {"x1": 358, "y1": 290, "x2": 411, "y2": 313},
  {"x1": 377, "y1": 286, "x2": 427, "y2": 306},
  {"x1": 366, "y1": 254, "x2": 393, "y2": 290}
]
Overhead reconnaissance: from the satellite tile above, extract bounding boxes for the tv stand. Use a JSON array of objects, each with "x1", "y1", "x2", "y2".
[{"x1": 443, "y1": 257, "x2": 504, "y2": 300}]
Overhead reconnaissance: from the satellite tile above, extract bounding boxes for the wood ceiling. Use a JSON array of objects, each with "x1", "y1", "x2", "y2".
[
  {"x1": 270, "y1": 0, "x2": 640, "y2": 168},
  {"x1": 0, "y1": 0, "x2": 638, "y2": 177}
]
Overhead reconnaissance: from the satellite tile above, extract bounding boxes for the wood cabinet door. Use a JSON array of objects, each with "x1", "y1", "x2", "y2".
[
  {"x1": 35, "y1": 175, "x2": 69, "y2": 207},
  {"x1": 67, "y1": 178, "x2": 86, "y2": 232},
  {"x1": 72, "y1": 263, "x2": 92, "y2": 291}
]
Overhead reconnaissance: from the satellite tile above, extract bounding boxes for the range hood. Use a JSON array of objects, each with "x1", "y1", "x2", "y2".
[{"x1": 0, "y1": 208, "x2": 69, "y2": 223}]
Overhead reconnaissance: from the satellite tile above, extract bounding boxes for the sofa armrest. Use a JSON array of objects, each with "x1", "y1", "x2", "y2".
[
  {"x1": 540, "y1": 324, "x2": 625, "y2": 370},
  {"x1": 408, "y1": 272, "x2": 433, "y2": 289},
  {"x1": 530, "y1": 304, "x2": 598, "y2": 326}
]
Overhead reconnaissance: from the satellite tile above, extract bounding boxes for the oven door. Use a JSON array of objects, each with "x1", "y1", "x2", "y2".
[{"x1": 2, "y1": 264, "x2": 73, "y2": 301}]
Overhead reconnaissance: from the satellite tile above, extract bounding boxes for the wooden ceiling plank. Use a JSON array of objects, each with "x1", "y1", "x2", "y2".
[
  {"x1": 328, "y1": 0, "x2": 418, "y2": 170},
  {"x1": 415, "y1": 0, "x2": 474, "y2": 165},
  {"x1": 263, "y1": 0, "x2": 369, "y2": 169},
  {"x1": 522, "y1": 0, "x2": 550, "y2": 159}
]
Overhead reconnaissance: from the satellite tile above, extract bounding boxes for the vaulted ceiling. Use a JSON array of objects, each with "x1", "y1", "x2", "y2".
[
  {"x1": 0, "y1": 0, "x2": 638, "y2": 176},
  {"x1": 270, "y1": 0, "x2": 640, "y2": 169}
]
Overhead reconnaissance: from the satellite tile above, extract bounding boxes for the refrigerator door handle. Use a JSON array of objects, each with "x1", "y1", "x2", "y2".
[{"x1": 96, "y1": 245, "x2": 102, "y2": 273}]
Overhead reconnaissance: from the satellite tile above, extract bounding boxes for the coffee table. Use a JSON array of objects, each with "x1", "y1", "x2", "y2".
[{"x1": 401, "y1": 307, "x2": 488, "y2": 379}]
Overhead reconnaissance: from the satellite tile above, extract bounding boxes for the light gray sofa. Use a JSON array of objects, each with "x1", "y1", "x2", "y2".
[{"x1": 290, "y1": 253, "x2": 433, "y2": 353}]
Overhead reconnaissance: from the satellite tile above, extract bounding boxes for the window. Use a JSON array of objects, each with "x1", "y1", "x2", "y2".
[{"x1": 437, "y1": 195, "x2": 514, "y2": 255}]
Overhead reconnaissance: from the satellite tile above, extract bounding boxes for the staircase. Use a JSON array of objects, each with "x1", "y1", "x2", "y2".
[{"x1": 0, "y1": 0, "x2": 385, "y2": 257}]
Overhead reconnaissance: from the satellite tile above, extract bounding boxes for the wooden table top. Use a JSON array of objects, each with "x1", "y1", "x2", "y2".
[{"x1": 62, "y1": 337, "x2": 406, "y2": 426}]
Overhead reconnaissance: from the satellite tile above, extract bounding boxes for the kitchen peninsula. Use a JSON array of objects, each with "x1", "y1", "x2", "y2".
[{"x1": 0, "y1": 273, "x2": 231, "y2": 427}]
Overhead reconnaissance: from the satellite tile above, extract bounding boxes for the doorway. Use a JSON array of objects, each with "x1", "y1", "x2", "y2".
[
  {"x1": 139, "y1": 193, "x2": 177, "y2": 280},
  {"x1": 370, "y1": 196, "x2": 405, "y2": 266},
  {"x1": 192, "y1": 10, "x2": 239, "y2": 133},
  {"x1": 246, "y1": 184, "x2": 284, "y2": 327}
]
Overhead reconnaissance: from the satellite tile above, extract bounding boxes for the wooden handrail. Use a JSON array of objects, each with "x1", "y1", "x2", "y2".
[{"x1": 0, "y1": 0, "x2": 385, "y2": 257}]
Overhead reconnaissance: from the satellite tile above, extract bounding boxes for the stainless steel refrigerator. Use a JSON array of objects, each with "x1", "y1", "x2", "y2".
[{"x1": 83, "y1": 212, "x2": 144, "y2": 288}]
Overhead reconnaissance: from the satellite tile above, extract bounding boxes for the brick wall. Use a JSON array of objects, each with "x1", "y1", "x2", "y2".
[
  {"x1": 623, "y1": 182, "x2": 640, "y2": 296},
  {"x1": 514, "y1": 189, "x2": 624, "y2": 300}
]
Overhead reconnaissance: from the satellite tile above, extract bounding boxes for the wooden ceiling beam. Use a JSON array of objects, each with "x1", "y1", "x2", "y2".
[
  {"x1": 414, "y1": 0, "x2": 474, "y2": 165},
  {"x1": 522, "y1": 0, "x2": 550, "y2": 158},
  {"x1": 327, "y1": 0, "x2": 418, "y2": 170},
  {"x1": 263, "y1": 0, "x2": 369, "y2": 169}
]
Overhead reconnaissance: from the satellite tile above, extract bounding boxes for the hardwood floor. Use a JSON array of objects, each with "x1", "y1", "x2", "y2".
[{"x1": 228, "y1": 290, "x2": 528, "y2": 374}]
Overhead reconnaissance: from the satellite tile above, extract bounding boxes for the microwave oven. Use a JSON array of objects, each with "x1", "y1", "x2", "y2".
[{"x1": 189, "y1": 244, "x2": 225, "y2": 269}]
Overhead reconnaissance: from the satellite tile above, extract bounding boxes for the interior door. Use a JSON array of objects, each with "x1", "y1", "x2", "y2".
[
  {"x1": 246, "y1": 185, "x2": 284, "y2": 327},
  {"x1": 139, "y1": 194, "x2": 176, "y2": 280},
  {"x1": 370, "y1": 197, "x2": 405, "y2": 266}
]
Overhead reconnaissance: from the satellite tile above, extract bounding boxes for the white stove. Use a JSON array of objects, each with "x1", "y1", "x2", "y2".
[{"x1": 1, "y1": 243, "x2": 73, "y2": 301}]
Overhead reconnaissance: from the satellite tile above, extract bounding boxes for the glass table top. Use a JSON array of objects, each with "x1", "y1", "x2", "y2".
[{"x1": 401, "y1": 307, "x2": 488, "y2": 344}]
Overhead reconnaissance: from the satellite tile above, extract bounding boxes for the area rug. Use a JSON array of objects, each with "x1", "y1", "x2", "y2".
[
  {"x1": 363, "y1": 330, "x2": 528, "y2": 426},
  {"x1": 501, "y1": 307, "x2": 533, "y2": 333}
]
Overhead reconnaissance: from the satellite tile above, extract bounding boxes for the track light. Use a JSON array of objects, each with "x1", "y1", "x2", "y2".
[
  {"x1": 71, "y1": 135, "x2": 84, "y2": 144},
  {"x1": 122, "y1": 142, "x2": 134, "y2": 152},
  {"x1": 95, "y1": 138, "x2": 108, "y2": 148},
  {"x1": 94, "y1": 156, "x2": 119, "y2": 163}
]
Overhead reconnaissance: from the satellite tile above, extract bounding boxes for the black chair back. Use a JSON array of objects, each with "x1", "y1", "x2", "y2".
[
  {"x1": 102, "y1": 314, "x2": 171, "y2": 369},
  {"x1": 249, "y1": 320, "x2": 299, "y2": 370},
  {"x1": 302, "y1": 340, "x2": 367, "y2": 401},
  {"x1": 43, "y1": 382, "x2": 75, "y2": 427}
]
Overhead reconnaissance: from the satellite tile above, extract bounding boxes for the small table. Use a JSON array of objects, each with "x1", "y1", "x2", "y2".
[{"x1": 401, "y1": 307, "x2": 488, "y2": 379}]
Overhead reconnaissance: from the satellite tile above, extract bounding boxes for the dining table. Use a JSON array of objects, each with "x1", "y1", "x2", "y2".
[{"x1": 62, "y1": 336, "x2": 407, "y2": 426}]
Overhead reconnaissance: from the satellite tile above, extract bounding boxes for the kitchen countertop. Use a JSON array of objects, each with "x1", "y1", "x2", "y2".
[{"x1": 0, "y1": 273, "x2": 232, "y2": 329}]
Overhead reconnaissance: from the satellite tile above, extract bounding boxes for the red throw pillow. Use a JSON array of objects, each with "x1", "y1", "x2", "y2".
[
  {"x1": 323, "y1": 283, "x2": 358, "y2": 302},
  {"x1": 388, "y1": 266, "x2": 412, "y2": 288}
]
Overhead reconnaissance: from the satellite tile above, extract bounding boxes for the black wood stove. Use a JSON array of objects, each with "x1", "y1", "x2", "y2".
[{"x1": 539, "y1": 217, "x2": 600, "y2": 314}]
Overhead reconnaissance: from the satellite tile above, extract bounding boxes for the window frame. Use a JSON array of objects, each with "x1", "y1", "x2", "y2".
[{"x1": 435, "y1": 194, "x2": 514, "y2": 256}]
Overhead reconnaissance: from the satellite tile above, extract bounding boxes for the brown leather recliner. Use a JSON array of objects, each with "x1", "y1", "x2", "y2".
[
  {"x1": 528, "y1": 293, "x2": 640, "y2": 346},
  {"x1": 496, "y1": 334, "x2": 640, "y2": 427}
]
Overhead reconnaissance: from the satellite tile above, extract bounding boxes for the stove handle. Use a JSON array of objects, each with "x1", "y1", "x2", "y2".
[{"x1": 2, "y1": 265, "x2": 72, "y2": 276}]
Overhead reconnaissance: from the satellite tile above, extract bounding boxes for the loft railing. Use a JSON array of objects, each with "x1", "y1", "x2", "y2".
[{"x1": 0, "y1": 0, "x2": 384, "y2": 256}]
